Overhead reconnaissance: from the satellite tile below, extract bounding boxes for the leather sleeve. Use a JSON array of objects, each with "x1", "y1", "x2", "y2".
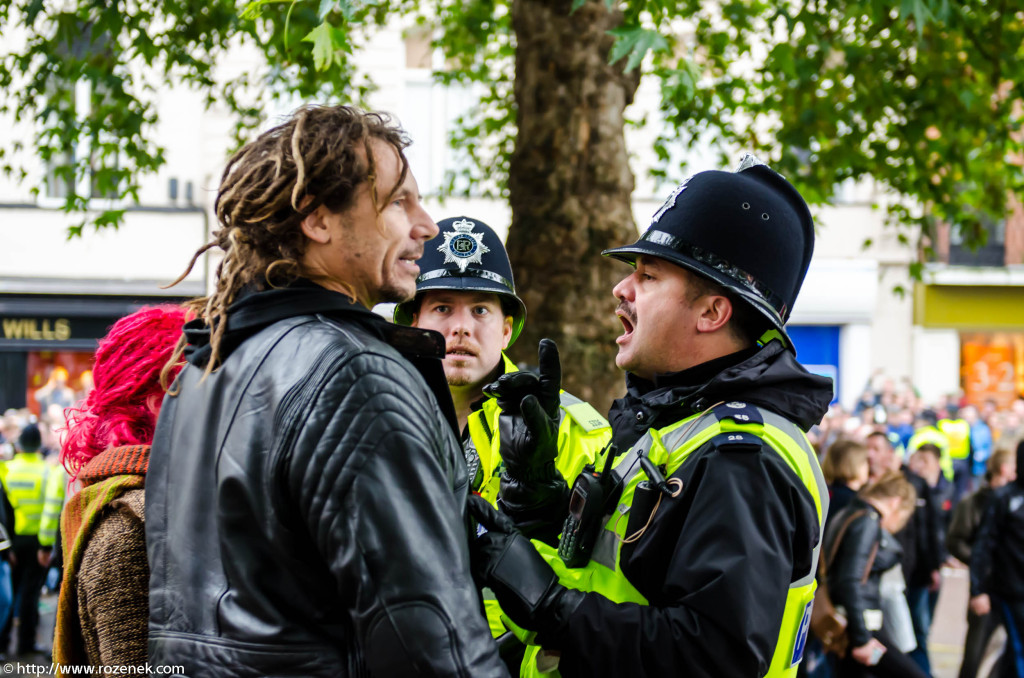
[
  {"x1": 827, "y1": 513, "x2": 880, "y2": 648},
  {"x1": 548, "y1": 439, "x2": 818, "y2": 678},
  {"x1": 288, "y1": 351, "x2": 507, "y2": 678}
]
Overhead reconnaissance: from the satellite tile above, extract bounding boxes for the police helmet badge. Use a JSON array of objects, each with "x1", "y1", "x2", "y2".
[
  {"x1": 438, "y1": 218, "x2": 490, "y2": 272},
  {"x1": 649, "y1": 175, "x2": 692, "y2": 226}
]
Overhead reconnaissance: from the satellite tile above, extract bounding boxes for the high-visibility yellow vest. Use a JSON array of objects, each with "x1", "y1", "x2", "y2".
[
  {"x1": 467, "y1": 353, "x2": 611, "y2": 638},
  {"x1": 908, "y1": 426, "x2": 953, "y2": 482},
  {"x1": 937, "y1": 418, "x2": 971, "y2": 461},
  {"x1": 521, "y1": 402, "x2": 828, "y2": 678},
  {"x1": 38, "y1": 464, "x2": 68, "y2": 548},
  {"x1": 1, "y1": 453, "x2": 50, "y2": 536}
]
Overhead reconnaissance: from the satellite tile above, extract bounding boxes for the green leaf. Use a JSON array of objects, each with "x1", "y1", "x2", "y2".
[
  {"x1": 608, "y1": 26, "x2": 669, "y2": 73},
  {"x1": 318, "y1": 0, "x2": 336, "y2": 20},
  {"x1": 571, "y1": 0, "x2": 586, "y2": 12},
  {"x1": 303, "y1": 22, "x2": 337, "y2": 71},
  {"x1": 240, "y1": 0, "x2": 289, "y2": 20}
]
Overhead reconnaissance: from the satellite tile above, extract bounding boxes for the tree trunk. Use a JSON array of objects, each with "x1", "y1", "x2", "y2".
[{"x1": 506, "y1": 0, "x2": 640, "y2": 415}]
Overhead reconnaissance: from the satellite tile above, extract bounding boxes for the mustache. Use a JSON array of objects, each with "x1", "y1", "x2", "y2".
[{"x1": 616, "y1": 301, "x2": 636, "y2": 324}]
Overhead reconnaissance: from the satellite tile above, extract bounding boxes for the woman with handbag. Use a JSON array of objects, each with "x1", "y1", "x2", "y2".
[{"x1": 825, "y1": 472, "x2": 928, "y2": 678}]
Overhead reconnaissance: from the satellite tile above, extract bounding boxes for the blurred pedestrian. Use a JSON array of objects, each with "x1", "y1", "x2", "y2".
[
  {"x1": 0, "y1": 423, "x2": 51, "y2": 656},
  {"x1": 969, "y1": 439, "x2": 1024, "y2": 678},
  {"x1": 52, "y1": 306, "x2": 187, "y2": 674},
  {"x1": 826, "y1": 472, "x2": 926, "y2": 678},
  {"x1": 948, "y1": 446, "x2": 1017, "y2": 678},
  {"x1": 823, "y1": 439, "x2": 871, "y2": 527},
  {"x1": 868, "y1": 431, "x2": 943, "y2": 676}
]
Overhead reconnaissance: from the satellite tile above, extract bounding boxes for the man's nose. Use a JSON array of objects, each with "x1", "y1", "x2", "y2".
[
  {"x1": 449, "y1": 308, "x2": 473, "y2": 336},
  {"x1": 412, "y1": 203, "x2": 438, "y2": 241},
  {"x1": 612, "y1": 273, "x2": 634, "y2": 302}
]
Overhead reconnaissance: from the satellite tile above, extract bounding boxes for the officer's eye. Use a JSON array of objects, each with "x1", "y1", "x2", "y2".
[
  {"x1": 432, "y1": 305, "x2": 450, "y2": 314},
  {"x1": 473, "y1": 306, "x2": 490, "y2": 316}
]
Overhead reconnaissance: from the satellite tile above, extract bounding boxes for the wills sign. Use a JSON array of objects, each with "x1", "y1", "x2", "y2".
[{"x1": 1, "y1": 318, "x2": 72, "y2": 341}]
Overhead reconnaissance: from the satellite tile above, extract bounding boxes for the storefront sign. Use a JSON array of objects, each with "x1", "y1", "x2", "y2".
[{"x1": 2, "y1": 318, "x2": 72, "y2": 341}]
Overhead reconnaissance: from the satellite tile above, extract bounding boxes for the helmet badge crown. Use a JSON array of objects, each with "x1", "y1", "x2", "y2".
[{"x1": 438, "y1": 218, "x2": 491, "y2": 272}]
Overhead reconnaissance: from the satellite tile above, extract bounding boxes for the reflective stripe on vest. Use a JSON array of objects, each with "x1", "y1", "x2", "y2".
[
  {"x1": 37, "y1": 467, "x2": 67, "y2": 548},
  {"x1": 2, "y1": 454, "x2": 49, "y2": 536},
  {"x1": 527, "y1": 403, "x2": 827, "y2": 678}
]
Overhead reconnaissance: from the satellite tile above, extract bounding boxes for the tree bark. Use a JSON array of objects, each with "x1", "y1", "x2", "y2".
[{"x1": 506, "y1": 0, "x2": 641, "y2": 415}]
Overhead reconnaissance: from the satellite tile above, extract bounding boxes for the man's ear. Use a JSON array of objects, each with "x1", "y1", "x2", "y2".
[
  {"x1": 300, "y1": 204, "x2": 332, "y2": 245},
  {"x1": 501, "y1": 316, "x2": 513, "y2": 350},
  {"x1": 695, "y1": 295, "x2": 733, "y2": 334}
]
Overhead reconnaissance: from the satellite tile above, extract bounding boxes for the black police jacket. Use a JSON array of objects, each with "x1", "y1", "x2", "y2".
[
  {"x1": 824, "y1": 499, "x2": 903, "y2": 648},
  {"x1": 970, "y1": 447, "x2": 1024, "y2": 602},
  {"x1": 547, "y1": 341, "x2": 832, "y2": 678},
  {"x1": 147, "y1": 281, "x2": 507, "y2": 677}
]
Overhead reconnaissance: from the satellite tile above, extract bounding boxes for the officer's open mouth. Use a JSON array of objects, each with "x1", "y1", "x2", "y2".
[
  {"x1": 447, "y1": 348, "x2": 476, "y2": 357},
  {"x1": 617, "y1": 314, "x2": 634, "y2": 335}
]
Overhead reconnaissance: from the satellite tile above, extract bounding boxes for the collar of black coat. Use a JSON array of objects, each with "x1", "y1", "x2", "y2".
[
  {"x1": 609, "y1": 340, "x2": 833, "y2": 450},
  {"x1": 183, "y1": 278, "x2": 446, "y2": 368}
]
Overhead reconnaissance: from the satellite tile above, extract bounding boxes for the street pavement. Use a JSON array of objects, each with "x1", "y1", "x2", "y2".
[{"x1": 933, "y1": 565, "x2": 970, "y2": 678}]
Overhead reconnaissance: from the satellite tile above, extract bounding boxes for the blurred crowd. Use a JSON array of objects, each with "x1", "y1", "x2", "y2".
[{"x1": 803, "y1": 371, "x2": 1024, "y2": 678}]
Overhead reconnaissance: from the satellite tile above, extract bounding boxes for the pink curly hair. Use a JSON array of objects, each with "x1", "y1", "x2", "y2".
[{"x1": 61, "y1": 305, "x2": 188, "y2": 478}]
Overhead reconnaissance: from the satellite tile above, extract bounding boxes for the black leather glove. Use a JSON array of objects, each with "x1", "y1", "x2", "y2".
[
  {"x1": 483, "y1": 338, "x2": 561, "y2": 419},
  {"x1": 485, "y1": 340, "x2": 568, "y2": 542},
  {"x1": 468, "y1": 494, "x2": 584, "y2": 641},
  {"x1": 496, "y1": 394, "x2": 567, "y2": 544}
]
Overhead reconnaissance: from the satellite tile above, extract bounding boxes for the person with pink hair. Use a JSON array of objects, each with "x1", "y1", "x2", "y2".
[{"x1": 53, "y1": 305, "x2": 187, "y2": 673}]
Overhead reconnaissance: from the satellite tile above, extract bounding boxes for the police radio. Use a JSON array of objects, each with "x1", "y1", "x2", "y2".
[{"x1": 558, "y1": 442, "x2": 621, "y2": 568}]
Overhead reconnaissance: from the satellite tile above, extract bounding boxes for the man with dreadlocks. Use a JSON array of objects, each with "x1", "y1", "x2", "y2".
[{"x1": 146, "y1": 105, "x2": 508, "y2": 677}]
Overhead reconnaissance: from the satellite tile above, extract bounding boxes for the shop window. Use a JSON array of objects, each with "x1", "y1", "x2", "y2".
[
  {"x1": 26, "y1": 351, "x2": 95, "y2": 418},
  {"x1": 961, "y1": 332, "x2": 1023, "y2": 410},
  {"x1": 949, "y1": 214, "x2": 1005, "y2": 267},
  {"x1": 40, "y1": 24, "x2": 123, "y2": 203}
]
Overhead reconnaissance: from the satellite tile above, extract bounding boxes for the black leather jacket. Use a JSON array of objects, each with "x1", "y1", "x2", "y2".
[
  {"x1": 824, "y1": 499, "x2": 903, "y2": 648},
  {"x1": 147, "y1": 282, "x2": 507, "y2": 677}
]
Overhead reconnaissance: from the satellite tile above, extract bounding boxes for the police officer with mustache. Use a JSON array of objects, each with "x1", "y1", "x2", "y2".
[{"x1": 469, "y1": 158, "x2": 834, "y2": 678}]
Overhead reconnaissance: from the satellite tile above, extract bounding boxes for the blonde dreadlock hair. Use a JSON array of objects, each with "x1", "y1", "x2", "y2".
[{"x1": 162, "y1": 105, "x2": 411, "y2": 386}]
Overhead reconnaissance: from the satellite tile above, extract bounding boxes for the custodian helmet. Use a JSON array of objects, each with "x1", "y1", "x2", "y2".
[
  {"x1": 603, "y1": 156, "x2": 814, "y2": 350},
  {"x1": 394, "y1": 216, "x2": 527, "y2": 345}
]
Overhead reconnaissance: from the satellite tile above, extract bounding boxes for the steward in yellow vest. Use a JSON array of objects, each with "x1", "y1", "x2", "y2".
[
  {"x1": 1, "y1": 429, "x2": 49, "y2": 538},
  {"x1": 469, "y1": 158, "x2": 833, "y2": 677},
  {"x1": 908, "y1": 412, "x2": 953, "y2": 483},
  {"x1": 396, "y1": 216, "x2": 611, "y2": 667},
  {"x1": 0, "y1": 423, "x2": 52, "y2": 655}
]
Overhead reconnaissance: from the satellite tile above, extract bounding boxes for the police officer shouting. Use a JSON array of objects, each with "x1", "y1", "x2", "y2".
[
  {"x1": 470, "y1": 157, "x2": 833, "y2": 677},
  {"x1": 395, "y1": 217, "x2": 611, "y2": 666}
]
